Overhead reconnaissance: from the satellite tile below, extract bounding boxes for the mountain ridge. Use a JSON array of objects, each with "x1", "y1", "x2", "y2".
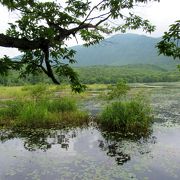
[{"x1": 71, "y1": 33, "x2": 177, "y2": 70}]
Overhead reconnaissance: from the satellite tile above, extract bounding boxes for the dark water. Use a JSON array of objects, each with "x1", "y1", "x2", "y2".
[{"x1": 0, "y1": 83, "x2": 180, "y2": 180}]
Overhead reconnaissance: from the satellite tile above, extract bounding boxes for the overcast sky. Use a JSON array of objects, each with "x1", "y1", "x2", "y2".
[{"x1": 0, "y1": 0, "x2": 179, "y2": 58}]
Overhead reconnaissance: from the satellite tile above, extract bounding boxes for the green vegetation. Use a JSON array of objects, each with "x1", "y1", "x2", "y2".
[
  {"x1": 0, "y1": 1, "x2": 157, "y2": 92},
  {"x1": 157, "y1": 20, "x2": 180, "y2": 60},
  {"x1": 0, "y1": 84, "x2": 88, "y2": 128},
  {"x1": 76, "y1": 65, "x2": 180, "y2": 84},
  {"x1": 1, "y1": 64, "x2": 180, "y2": 86},
  {"x1": 99, "y1": 82, "x2": 152, "y2": 132},
  {"x1": 157, "y1": 20, "x2": 180, "y2": 73},
  {"x1": 100, "y1": 97, "x2": 152, "y2": 132},
  {"x1": 0, "y1": 82, "x2": 152, "y2": 132},
  {"x1": 107, "y1": 80, "x2": 130, "y2": 100}
]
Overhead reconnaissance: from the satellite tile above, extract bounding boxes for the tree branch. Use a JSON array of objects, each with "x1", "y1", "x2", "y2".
[
  {"x1": 0, "y1": 34, "x2": 48, "y2": 50},
  {"x1": 43, "y1": 47, "x2": 60, "y2": 84},
  {"x1": 87, "y1": 12, "x2": 111, "y2": 22},
  {"x1": 82, "y1": 0, "x2": 107, "y2": 24},
  {"x1": 95, "y1": 14, "x2": 112, "y2": 26}
]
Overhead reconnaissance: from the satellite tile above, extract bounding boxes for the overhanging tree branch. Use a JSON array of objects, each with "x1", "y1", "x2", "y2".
[
  {"x1": 43, "y1": 47, "x2": 60, "y2": 84},
  {"x1": 0, "y1": 0, "x2": 160, "y2": 92},
  {"x1": 0, "y1": 34, "x2": 48, "y2": 50},
  {"x1": 82, "y1": 0, "x2": 108, "y2": 24},
  {"x1": 96, "y1": 14, "x2": 112, "y2": 26}
]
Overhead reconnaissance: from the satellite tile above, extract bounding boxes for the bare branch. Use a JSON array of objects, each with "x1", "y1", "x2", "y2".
[
  {"x1": 82, "y1": 0, "x2": 107, "y2": 24},
  {"x1": 87, "y1": 12, "x2": 111, "y2": 22},
  {"x1": 95, "y1": 14, "x2": 111, "y2": 26}
]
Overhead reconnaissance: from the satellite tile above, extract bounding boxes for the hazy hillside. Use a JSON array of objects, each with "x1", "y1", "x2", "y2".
[{"x1": 72, "y1": 33, "x2": 177, "y2": 70}]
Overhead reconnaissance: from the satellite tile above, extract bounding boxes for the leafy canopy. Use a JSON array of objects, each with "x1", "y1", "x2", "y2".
[
  {"x1": 157, "y1": 20, "x2": 180, "y2": 60},
  {"x1": 0, "y1": 0, "x2": 159, "y2": 92}
]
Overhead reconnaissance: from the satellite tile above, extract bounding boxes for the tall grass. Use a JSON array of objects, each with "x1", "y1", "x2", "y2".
[
  {"x1": 47, "y1": 98, "x2": 77, "y2": 113},
  {"x1": 0, "y1": 98, "x2": 88, "y2": 128},
  {"x1": 100, "y1": 95, "x2": 152, "y2": 132},
  {"x1": 0, "y1": 84, "x2": 88, "y2": 128},
  {"x1": 99, "y1": 81, "x2": 152, "y2": 133},
  {"x1": 18, "y1": 101, "x2": 49, "y2": 127},
  {"x1": 0, "y1": 86, "x2": 27, "y2": 99}
]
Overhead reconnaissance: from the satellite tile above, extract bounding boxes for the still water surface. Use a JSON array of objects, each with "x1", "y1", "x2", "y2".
[{"x1": 0, "y1": 84, "x2": 180, "y2": 180}]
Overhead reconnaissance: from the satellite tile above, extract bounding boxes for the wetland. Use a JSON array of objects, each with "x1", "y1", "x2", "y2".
[{"x1": 0, "y1": 82, "x2": 180, "y2": 180}]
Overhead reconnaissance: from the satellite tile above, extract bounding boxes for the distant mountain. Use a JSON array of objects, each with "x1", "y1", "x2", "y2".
[{"x1": 72, "y1": 33, "x2": 177, "y2": 70}]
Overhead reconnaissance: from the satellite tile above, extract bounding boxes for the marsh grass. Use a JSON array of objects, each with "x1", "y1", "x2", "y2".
[
  {"x1": 99, "y1": 84, "x2": 152, "y2": 133},
  {"x1": 0, "y1": 86, "x2": 27, "y2": 99},
  {"x1": 18, "y1": 101, "x2": 49, "y2": 126},
  {"x1": 0, "y1": 83, "x2": 153, "y2": 131},
  {"x1": 100, "y1": 100, "x2": 152, "y2": 131},
  {"x1": 47, "y1": 98, "x2": 77, "y2": 112},
  {"x1": 0, "y1": 84, "x2": 89, "y2": 128},
  {"x1": 1, "y1": 100, "x2": 24, "y2": 118},
  {"x1": 87, "y1": 84, "x2": 108, "y2": 91},
  {"x1": 21, "y1": 83, "x2": 49, "y2": 100},
  {"x1": 0, "y1": 98, "x2": 88, "y2": 128}
]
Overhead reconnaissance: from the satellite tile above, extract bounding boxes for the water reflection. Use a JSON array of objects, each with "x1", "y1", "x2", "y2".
[
  {"x1": 0, "y1": 128, "x2": 78, "y2": 151},
  {"x1": 98, "y1": 139, "x2": 131, "y2": 165},
  {"x1": 0, "y1": 126, "x2": 154, "y2": 166},
  {"x1": 1, "y1": 124, "x2": 180, "y2": 180},
  {"x1": 97, "y1": 128, "x2": 154, "y2": 165}
]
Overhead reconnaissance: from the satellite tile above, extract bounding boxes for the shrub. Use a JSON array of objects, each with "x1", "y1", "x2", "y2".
[
  {"x1": 107, "y1": 80, "x2": 130, "y2": 100},
  {"x1": 100, "y1": 95, "x2": 152, "y2": 132}
]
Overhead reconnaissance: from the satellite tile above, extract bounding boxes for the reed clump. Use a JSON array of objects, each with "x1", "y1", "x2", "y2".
[{"x1": 99, "y1": 81, "x2": 152, "y2": 132}]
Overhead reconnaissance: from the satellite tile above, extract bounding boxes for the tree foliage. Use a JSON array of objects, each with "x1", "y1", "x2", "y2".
[
  {"x1": 0, "y1": 0, "x2": 159, "y2": 91},
  {"x1": 157, "y1": 20, "x2": 180, "y2": 60}
]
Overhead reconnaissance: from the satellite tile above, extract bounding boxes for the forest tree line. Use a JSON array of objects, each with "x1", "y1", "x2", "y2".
[{"x1": 0, "y1": 65, "x2": 179, "y2": 86}]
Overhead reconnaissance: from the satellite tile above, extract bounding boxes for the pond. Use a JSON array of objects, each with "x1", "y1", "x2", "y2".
[{"x1": 0, "y1": 83, "x2": 180, "y2": 180}]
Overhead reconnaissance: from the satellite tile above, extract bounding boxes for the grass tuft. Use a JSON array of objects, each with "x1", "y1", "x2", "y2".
[{"x1": 99, "y1": 93, "x2": 152, "y2": 133}]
